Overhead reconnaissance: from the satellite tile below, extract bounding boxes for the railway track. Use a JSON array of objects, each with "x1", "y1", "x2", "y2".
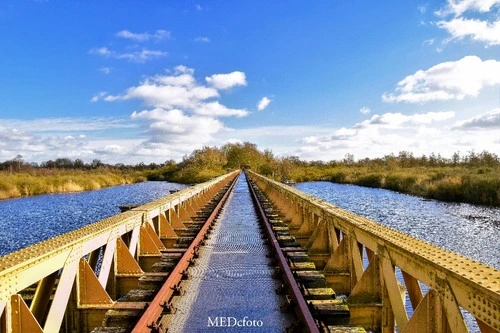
[
  {"x1": 90, "y1": 177, "x2": 237, "y2": 333},
  {"x1": 89, "y1": 172, "x2": 368, "y2": 332}
]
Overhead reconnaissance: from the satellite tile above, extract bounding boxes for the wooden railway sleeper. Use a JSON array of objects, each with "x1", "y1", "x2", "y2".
[{"x1": 159, "y1": 301, "x2": 176, "y2": 314}]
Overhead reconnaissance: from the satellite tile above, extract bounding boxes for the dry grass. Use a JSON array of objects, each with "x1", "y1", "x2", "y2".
[
  {"x1": 0, "y1": 169, "x2": 147, "y2": 200},
  {"x1": 286, "y1": 165, "x2": 500, "y2": 206}
]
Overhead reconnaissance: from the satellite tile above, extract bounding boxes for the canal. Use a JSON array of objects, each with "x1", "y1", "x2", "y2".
[{"x1": 0, "y1": 181, "x2": 186, "y2": 256}]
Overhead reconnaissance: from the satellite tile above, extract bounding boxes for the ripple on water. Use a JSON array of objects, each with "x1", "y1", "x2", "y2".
[
  {"x1": 295, "y1": 181, "x2": 500, "y2": 269},
  {"x1": 0, "y1": 181, "x2": 186, "y2": 256}
]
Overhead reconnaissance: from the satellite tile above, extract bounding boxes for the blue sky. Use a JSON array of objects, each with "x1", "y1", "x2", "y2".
[{"x1": 1, "y1": 0, "x2": 499, "y2": 163}]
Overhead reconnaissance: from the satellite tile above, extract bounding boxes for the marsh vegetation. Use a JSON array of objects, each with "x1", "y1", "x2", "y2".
[{"x1": 2, "y1": 146, "x2": 499, "y2": 206}]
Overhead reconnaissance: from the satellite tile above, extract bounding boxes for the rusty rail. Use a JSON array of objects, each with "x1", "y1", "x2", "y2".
[{"x1": 247, "y1": 176, "x2": 320, "y2": 333}]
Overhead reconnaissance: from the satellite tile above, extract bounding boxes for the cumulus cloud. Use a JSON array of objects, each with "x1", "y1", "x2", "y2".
[
  {"x1": 453, "y1": 108, "x2": 500, "y2": 129},
  {"x1": 257, "y1": 97, "x2": 271, "y2": 111},
  {"x1": 193, "y1": 101, "x2": 248, "y2": 117},
  {"x1": 205, "y1": 71, "x2": 247, "y2": 90},
  {"x1": 382, "y1": 56, "x2": 500, "y2": 103},
  {"x1": 131, "y1": 108, "x2": 223, "y2": 144},
  {"x1": 115, "y1": 29, "x2": 171, "y2": 42},
  {"x1": 95, "y1": 66, "x2": 249, "y2": 154},
  {"x1": 98, "y1": 67, "x2": 248, "y2": 112},
  {"x1": 435, "y1": 0, "x2": 500, "y2": 46},
  {"x1": 436, "y1": 0, "x2": 500, "y2": 17},
  {"x1": 437, "y1": 17, "x2": 500, "y2": 45}
]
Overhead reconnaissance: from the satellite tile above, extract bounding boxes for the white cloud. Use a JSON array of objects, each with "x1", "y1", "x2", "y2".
[
  {"x1": 437, "y1": 17, "x2": 500, "y2": 45},
  {"x1": 115, "y1": 29, "x2": 171, "y2": 42},
  {"x1": 194, "y1": 37, "x2": 211, "y2": 43},
  {"x1": 423, "y1": 38, "x2": 435, "y2": 46},
  {"x1": 257, "y1": 97, "x2": 271, "y2": 111},
  {"x1": 418, "y1": 4, "x2": 428, "y2": 14},
  {"x1": 131, "y1": 108, "x2": 223, "y2": 144},
  {"x1": 193, "y1": 101, "x2": 248, "y2": 117},
  {"x1": 382, "y1": 56, "x2": 500, "y2": 103},
  {"x1": 116, "y1": 49, "x2": 167, "y2": 63},
  {"x1": 98, "y1": 67, "x2": 111, "y2": 74},
  {"x1": 109, "y1": 81, "x2": 218, "y2": 109},
  {"x1": 0, "y1": 125, "x2": 93, "y2": 161},
  {"x1": 289, "y1": 110, "x2": 498, "y2": 161},
  {"x1": 99, "y1": 67, "x2": 250, "y2": 115},
  {"x1": 89, "y1": 47, "x2": 112, "y2": 56},
  {"x1": 435, "y1": 0, "x2": 500, "y2": 46},
  {"x1": 436, "y1": 0, "x2": 500, "y2": 17},
  {"x1": 89, "y1": 47, "x2": 167, "y2": 63},
  {"x1": 205, "y1": 71, "x2": 247, "y2": 90},
  {"x1": 96, "y1": 66, "x2": 249, "y2": 155},
  {"x1": 91, "y1": 92, "x2": 107, "y2": 103},
  {"x1": 359, "y1": 106, "x2": 371, "y2": 114},
  {"x1": 453, "y1": 108, "x2": 500, "y2": 129},
  {"x1": 0, "y1": 117, "x2": 135, "y2": 132}
]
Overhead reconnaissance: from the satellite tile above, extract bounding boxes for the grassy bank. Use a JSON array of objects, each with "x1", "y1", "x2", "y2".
[
  {"x1": 0, "y1": 169, "x2": 147, "y2": 200},
  {"x1": 287, "y1": 165, "x2": 500, "y2": 206}
]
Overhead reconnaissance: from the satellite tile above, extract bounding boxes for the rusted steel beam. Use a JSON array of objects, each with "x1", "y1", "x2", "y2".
[
  {"x1": 246, "y1": 176, "x2": 320, "y2": 333},
  {"x1": 131, "y1": 172, "x2": 239, "y2": 332}
]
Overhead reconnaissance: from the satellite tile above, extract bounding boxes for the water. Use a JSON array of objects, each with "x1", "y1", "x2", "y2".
[
  {"x1": 167, "y1": 173, "x2": 292, "y2": 332},
  {"x1": 295, "y1": 181, "x2": 500, "y2": 269},
  {"x1": 0, "y1": 181, "x2": 186, "y2": 256}
]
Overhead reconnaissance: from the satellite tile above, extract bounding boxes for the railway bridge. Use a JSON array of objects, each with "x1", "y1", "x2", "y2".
[{"x1": 0, "y1": 170, "x2": 498, "y2": 332}]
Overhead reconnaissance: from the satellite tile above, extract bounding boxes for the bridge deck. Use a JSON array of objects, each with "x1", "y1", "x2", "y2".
[{"x1": 163, "y1": 173, "x2": 293, "y2": 332}]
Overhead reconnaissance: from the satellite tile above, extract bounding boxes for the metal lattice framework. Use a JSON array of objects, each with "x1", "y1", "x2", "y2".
[
  {"x1": 247, "y1": 170, "x2": 500, "y2": 333},
  {"x1": 0, "y1": 171, "x2": 238, "y2": 333}
]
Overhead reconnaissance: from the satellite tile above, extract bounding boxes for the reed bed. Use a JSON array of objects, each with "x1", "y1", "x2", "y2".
[
  {"x1": 288, "y1": 165, "x2": 500, "y2": 206},
  {"x1": 0, "y1": 170, "x2": 147, "y2": 200}
]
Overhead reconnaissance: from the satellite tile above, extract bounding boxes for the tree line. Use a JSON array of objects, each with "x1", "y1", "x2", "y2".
[{"x1": 2, "y1": 146, "x2": 499, "y2": 177}]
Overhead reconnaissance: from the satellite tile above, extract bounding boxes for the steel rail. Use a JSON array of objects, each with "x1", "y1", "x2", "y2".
[
  {"x1": 132, "y1": 172, "x2": 239, "y2": 332},
  {"x1": 246, "y1": 174, "x2": 320, "y2": 333}
]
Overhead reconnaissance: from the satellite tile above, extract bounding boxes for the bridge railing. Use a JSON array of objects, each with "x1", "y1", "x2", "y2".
[
  {"x1": 0, "y1": 170, "x2": 239, "y2": 333},
  {"x1": 247, "y1": 170, "x2": 500, "y2": 333}
]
